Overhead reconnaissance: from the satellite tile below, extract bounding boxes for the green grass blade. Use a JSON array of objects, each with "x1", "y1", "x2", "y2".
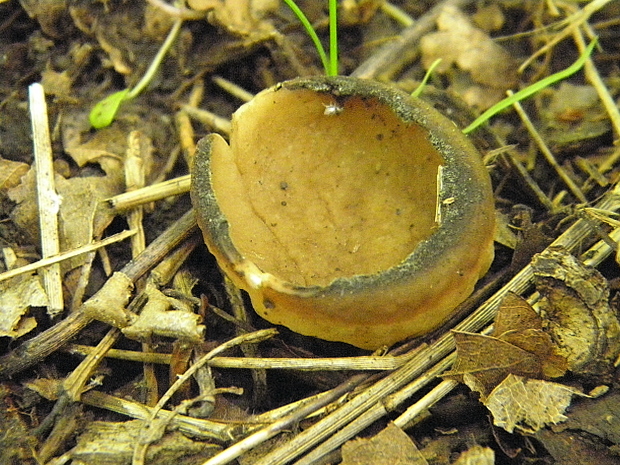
[
  {"x1": 462, "y1": 38, "x2": 598, "y2": 135},
  {"x1": 127, "y1": 18, "x2": 183, "y2": 100},
  {"x1": 328, "y1": 0, "x2": 338, "y2": 76},
  {"x1": 411, "y1": 58, "x2": 442, "y2": 98},
  {"x1": 283, "y1": 0, "x2": 330, "y2": 75}
]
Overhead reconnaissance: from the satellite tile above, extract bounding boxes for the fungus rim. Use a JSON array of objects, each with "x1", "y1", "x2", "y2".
[{"x1": 192, "y1": 75, "x2": 493, "y2": 300}]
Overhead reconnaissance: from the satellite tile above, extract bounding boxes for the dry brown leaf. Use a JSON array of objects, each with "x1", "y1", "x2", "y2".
[
  {"x1": 341, "y1": 422, "x2": 427, "y2": 465},
  {"x1": 446, "y1": 331, "x2": 542, "y2": 399},
  {"x1": 188, "y1": 0, "x2": 277, "y2": 36},
  {"x1": 24, "y1": 378, "x2": 62, "y2": 401},
  {"x1": 453, "y1": 445, "x2": 495, "y2": 465},
  {"x1": 63, "y1": 125, "x2": 155, "y2": 183},
  {"x1": 493, "y1": 293, "x2": 542, "y2": 336},
  {"x1": 64, "y1": 125, "x2": 128, "y2": 168},
  {"x1": 419, "y1": 5, "x2": 517, "y2": 109},
  {"x1": 40, "y1": 69, "x2": 74, "y2": 101},
  {"x1": 0, "y1": 273, "x2": 44, "y2": 339},
  {"x1": 485, "y1": 374, "x2": 583, "y2": 434},
  {"x1": 8, "y1": 166, "x2": 123, "y2": 273},
  {"x1": 501, "y1": 329, "x2": 568, "y2": 379},
  {"x1": 445, "y1": 293, "x2": 567, "y2": 399},
  {"x1": 121, "y1": 284, "x2": 205, "y2": 342},
  {"x1": 495, "y1": 294, "x2": 567, "y2": 378},
  {"x1": 0, "y1": 157, "x2": 29, "y2": 191},
  {"x1": 539, "y1": 83, "x2": 611, "y2": 153}
]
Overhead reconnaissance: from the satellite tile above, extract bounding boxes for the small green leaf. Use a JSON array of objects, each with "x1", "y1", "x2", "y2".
[{"x1": 89, "y1": 89, "x2": 130, "y2": 129}]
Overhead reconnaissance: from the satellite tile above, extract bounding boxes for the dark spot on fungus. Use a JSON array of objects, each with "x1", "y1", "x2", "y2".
[
  {"x1": 280, "y1": 181, "x2": 288, "y2": 190},
  {"x1": 281, "y1": 201, "x2": 287, "y2": 206},
  {"x1": 263, "y1": 299, "x2": 275, "y2": 309}
]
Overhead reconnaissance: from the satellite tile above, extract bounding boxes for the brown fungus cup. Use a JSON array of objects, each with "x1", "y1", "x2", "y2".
[{"x1": 191, "y1": 76, "x2": 495, "y2": 349}]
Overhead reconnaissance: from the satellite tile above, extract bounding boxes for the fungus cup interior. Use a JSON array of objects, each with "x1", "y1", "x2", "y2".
[
  {"x1": 213, "y1": 89, "x2": 442, "y2": 287},
  {"x1": 192, "y1": 77, "x2": 495, "y2": 349}
]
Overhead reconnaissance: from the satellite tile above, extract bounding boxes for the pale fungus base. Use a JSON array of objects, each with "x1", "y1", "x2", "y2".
[{"x1": 192, "y1": 76, "x2": 495, "y2": 349}]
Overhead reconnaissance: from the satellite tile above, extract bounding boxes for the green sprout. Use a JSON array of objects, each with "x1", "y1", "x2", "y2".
[
  {"x1": 462, "y1": 38, "x2": 598, "y2": 135},
  {"x1": 283, "y1": 0, "x2": 339, "y2": 76},
  {"x1": 411, "y1": 58, "x2": 442, "y2": 99},
  {"x1": 89, "y1": 18, "x2": 183, "y2": 129}
]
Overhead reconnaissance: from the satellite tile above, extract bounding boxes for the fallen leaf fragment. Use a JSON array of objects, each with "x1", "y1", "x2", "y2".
[
  {"x1": 24, "y1": 377, "x2": 62, "y2": 401},
  {"x1": 122, "y1": 284, "x2": 205, "y2": 342},
  {"x1": 8, "y1": 167, "x2": 123, "y2": 273},
  {"x1": 447, "y1": 331, "x2": 543, "y2": 399},
  {"x1": 444, "y1": 293, "x2": 566, "y2": 399},
  {"x1": 70, "y1": 420, "x2": 219, "y2": 464},
  {"x1": 341, "y1": 422, "x2": 428, "y2": 465},
  {"x1": 539, "y1": 83, "x2": 611, "y2": 153},
  {"x1": 420, "y1": 5, "x2": 518, "y2": 109},
  {"x1": 454, "y1": 445, "x2": 494, "y2": 465},
  {"x1": 0, "y1": 157, "x2": 29, "y2": 190},
  {"x1": 0, "y1": 273, "x2": 47, "y2": 338},
  {"x1": 83, "y1": 272, "x2": 135, "y2": 328},
  {"x1": 485, "y1": 374, "x2": 583, "y2": 434},
  {"x1": 40, "y1": 69, "x2": 75, "y2": 102}
]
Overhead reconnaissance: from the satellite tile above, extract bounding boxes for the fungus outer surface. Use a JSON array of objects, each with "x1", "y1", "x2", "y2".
[{"x1": 192, "y1": 76, "x2": 495, "y2": 349}]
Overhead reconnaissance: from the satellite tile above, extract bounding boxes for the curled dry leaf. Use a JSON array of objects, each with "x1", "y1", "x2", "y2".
[
  {"x1": 532, "y1": 247, "x2": 620, "y2": 377},
  {"x1": 83, "y1": 272, "x2": 135, "y2": 328},
  {"x1": 485, "y1": 374, "x2": 584, "y2": 434},
  {"x1": 122, "y1": 284, "x2": 205, "y2": 342},
  {"x1": 444, "y1": 293, "x2": 567, "y2": 400}
]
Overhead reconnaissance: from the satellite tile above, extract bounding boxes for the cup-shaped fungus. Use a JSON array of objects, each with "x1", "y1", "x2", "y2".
[{"x1": 191, "y1": 76, "x2": 495, "y2": 349}]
